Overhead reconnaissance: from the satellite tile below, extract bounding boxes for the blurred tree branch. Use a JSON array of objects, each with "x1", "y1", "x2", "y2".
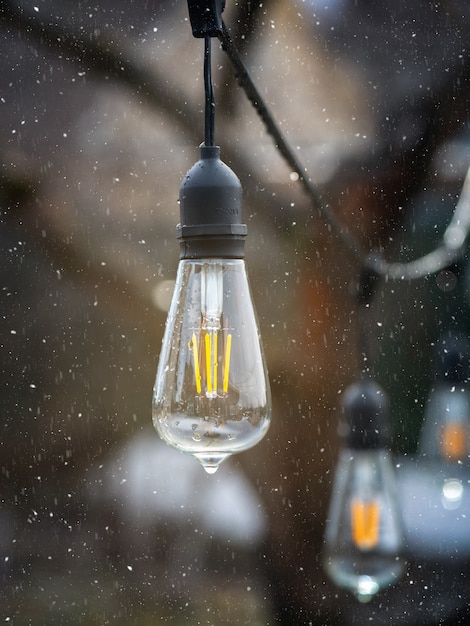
[
  {"x1": 3, "y1": 0, "x2": 470, "y2": 257},
  {"x1": 0, "y1": 0, "x2": 197, "y2": 139},
  {"x1": 0, "y1": 0, "x2": 260, "y2": 184}
]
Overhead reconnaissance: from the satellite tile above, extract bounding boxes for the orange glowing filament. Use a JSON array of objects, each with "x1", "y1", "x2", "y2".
[
  {"x1": 191, "y1": 330, "x2": 232, "y2": 397},
  {"x1": 441, "y1": 422, "x2": 468, "y2": 461},
  {"x1": 351, "y1": 499, "x2": 380, "y2": 550},
  {"x1": 191, "y1": 333, "x2": 202, "y2": 394}
]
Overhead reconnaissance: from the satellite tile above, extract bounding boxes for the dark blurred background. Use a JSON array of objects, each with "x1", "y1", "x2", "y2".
[{"x1": 2, "y1": 0, "x2": 470, "y2": 624}]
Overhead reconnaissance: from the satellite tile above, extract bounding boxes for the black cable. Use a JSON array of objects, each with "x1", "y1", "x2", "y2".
[
  {"x1": 218, "y1": 19, "x2": 470, "y2": 282},
  {"x1": 204, "y1": 35, "x2": 215, "y2": 146},
  {"x1": 355, "y1": 259, "x2": 382, "y2": 375},
  {"x1": 218, "y1": 21, "x2": 366, "y2": 266}
]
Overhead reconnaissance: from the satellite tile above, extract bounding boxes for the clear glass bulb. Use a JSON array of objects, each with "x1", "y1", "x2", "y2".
[
  {"x1": 418, "y1": 383, "x2": 470, "y2": 462},
  {"x1": 153, "y1": 258, "x2": 271, "y2": 474},
  {"x1": 323, "y1": 449, "x2": 406, "y2": 603}
]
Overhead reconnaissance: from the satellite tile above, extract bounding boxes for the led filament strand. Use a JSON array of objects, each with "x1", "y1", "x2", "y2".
[
  {"x1": 351, "y1": 499, "x2": 380, "y2": 550},
  {"x1": 206, "y1": 332, "x2": 215, "y2": 394},
  {"x1": 191, "y1": 328, "x2": 232, "y2": 397},
  {"x1": 223, "y1": 333, "x2": 232, "y2": 393},
  {"x1": 191, "y1": 333, "x2": 202, "y2": 394}
]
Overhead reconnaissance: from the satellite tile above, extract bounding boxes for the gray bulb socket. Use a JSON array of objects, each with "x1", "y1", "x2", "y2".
[
  {"x1": 177, "y1": 145, "x2": 247, "y2": 259},
  {"x1": 341, "y1": 379, "x2": 391, "y2": 450}
]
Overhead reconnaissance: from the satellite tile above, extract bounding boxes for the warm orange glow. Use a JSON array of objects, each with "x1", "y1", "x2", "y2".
[
  {"x1": 205, "y1": 333, "x2": 213, "y2": 394},
  {"x1": 213, "y1": 331, "x2": 218, "y2": 395},
  {"x1": 191, "y1": 330, "x2": 232, "y2": 396},
  {"x1": 351, "y1": 499, "x2": 380, "y2": 550},
  {"x1": 442, "y1": 422, "x2": 468, "y2": 461}
]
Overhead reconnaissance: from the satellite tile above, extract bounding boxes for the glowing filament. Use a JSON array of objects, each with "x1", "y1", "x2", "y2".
[
  {"x1": 223, "y1": 333, "x2": 232, "y2": 393},
  {"x1": 191, "y1": 330, "x2": 232, "y2": 397},
  {"x1": 442, "y1": 422, "x2": 468, "y2": 461},
  {"x1": 213, "y1": 331, "x2": 218, "y2": 395},
  {"x1": 351, "y1": 499, "x2": 380, "y2": 550},
  {"x1": 205, "y1": 332, "x2": 213, "y2": 395},
  {"x1": 191, "y1": 333, "x2": 202, "y2": 394}
]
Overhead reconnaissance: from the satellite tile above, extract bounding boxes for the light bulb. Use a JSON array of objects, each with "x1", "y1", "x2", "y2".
[
  {"x1": 152, "y1": 145, "x2": 271, "y2": 473},
  {"x1": 323, "y1": 380, "x2": 405, "y2": 602},
  {"x1": 418, "y1": 334, "x2": 470, "y2": 463},
  {"x1": 153, "y1": 257, "x2": 271, "y2": 473}
]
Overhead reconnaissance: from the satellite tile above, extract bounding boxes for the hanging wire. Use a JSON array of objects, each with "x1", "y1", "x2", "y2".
[
  {"x1": 218, "y1": 20, "x2": 470, "y2": 282},
  {"x1": 218, "y1": 21, "x2": 365, "y2": 266},
  {"x1": 352, "y1": 260, "x2": 382, "y2": 375},
  {"x1": 372, "y1": 171, "x2": 470, "y2": 280},
  {"x1": 204, "y1": 34, "x2": 215, "y2": 146}
]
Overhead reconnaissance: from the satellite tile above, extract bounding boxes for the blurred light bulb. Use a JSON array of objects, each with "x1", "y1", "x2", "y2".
[
  {"x1": 323, "y1": 380, "x2": 405, "y2": 602},
  {"x1": 418, "y1": 334, "x2": 470, "y2": 463},
  {"x1": 441, "y1": 477, "x2": 464, "y2": 510},
  {"x1": 153, "y1": 146, "x2": 271, "y2": 473}
]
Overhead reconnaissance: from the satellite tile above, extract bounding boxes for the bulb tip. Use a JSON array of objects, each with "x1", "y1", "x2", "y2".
[
  {"x1": 355, "y1": 576, "x2": 379, "y2": 603},
  {"x1": 193, "y1": 451, "x2": 230, "y2": 474}
]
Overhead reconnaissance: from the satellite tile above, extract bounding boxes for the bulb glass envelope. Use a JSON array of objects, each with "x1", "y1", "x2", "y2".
[
  {"x1": 323, "y1": 379, "x2": 405, "y2": 602},
  {"x1": 418, "y1": 334, "x2": 470, "y2": 462},
  {"x1": 323, "y1": 449, "x2": 405, "y2": 602},
  {"x1": 419, "y1": 383, "x2": 470, "y2": 462},
  {"x1": 153, "y1": 258, "x2": 271, "y2": 473}
]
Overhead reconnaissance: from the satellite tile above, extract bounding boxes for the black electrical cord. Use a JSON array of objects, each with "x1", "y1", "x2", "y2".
[
  {"x1": 354, "y1": 259, "x2": 382, "y2": 375},
  {"x1": 204, "y1": 35, "x2": 215, "y2": 147},
  {"x1": 218, "y1": 19, "x2": 470, "y2": 282},
  {"x1": 5, "y1": 0, "x2": 468, "y2": 283},
  {"x1": 217, "y1": 21, "x2": 364, "y2": 265}
]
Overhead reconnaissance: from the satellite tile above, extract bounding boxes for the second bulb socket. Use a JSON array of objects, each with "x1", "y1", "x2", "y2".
[{"x1": 341, "y1": 379, "x2": 391, "y2": 450}]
